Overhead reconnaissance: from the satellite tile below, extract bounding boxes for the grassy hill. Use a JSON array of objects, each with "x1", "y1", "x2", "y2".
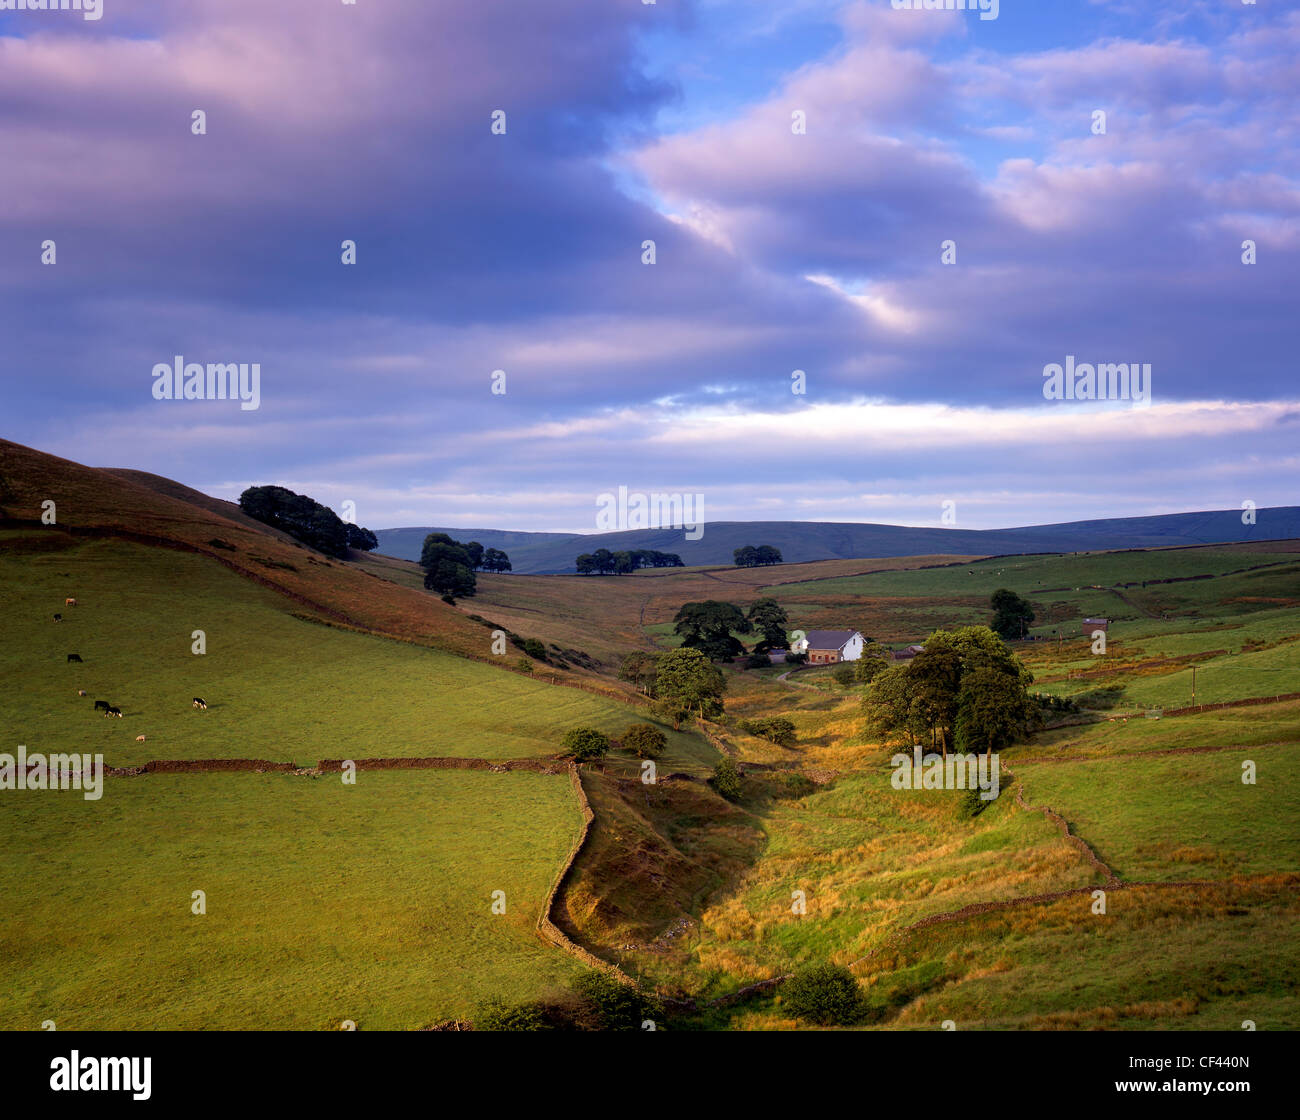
[{"x1": 376, "y1": 507, "x2": 1300, "y2": 573}]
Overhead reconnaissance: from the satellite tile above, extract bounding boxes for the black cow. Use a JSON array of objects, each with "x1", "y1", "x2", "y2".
[
  {"x1": 93, "y1": 700, "x2": 109, "y2": 712},
  {"x1": 67, "y1": 653, "x2": 82, "y2": 663},
  {"x1": 105, "y1": 706, "x2": 122, "y2": 718},
  {"x1": 192, "y1": 697, "x2": 208, "y2": 710},
  {"x1": 53, "y1": 613, "x2": 62, "y2": 622}
]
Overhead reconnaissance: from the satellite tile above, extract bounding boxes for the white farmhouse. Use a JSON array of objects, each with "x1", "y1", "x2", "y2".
[{"x1": 794, "y1": 629, "x2": 864, "y2": 665}]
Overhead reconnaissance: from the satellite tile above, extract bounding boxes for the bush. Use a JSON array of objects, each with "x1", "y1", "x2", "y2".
[
  {"x1": 832, "y1": 663, "x2": 856, "y2": 687},
  {"x1": 569, "y1": 971, "x2": 661, "y2": 1031},
  {"x1": 473, "y1": 997, "x2": 550, "y2": 1031},
  {"x1": 712, "y1": 757, "x2": 742, "y2": 801},
  {"x1": 560, "y1": 727, "x2": 610, "y2": 761},
  {"x1": 781, "y1": 772, "x2": 816, "y2": 799},
  {"x1": 515, "y1": 657, "x2": 534, "y2": 674},
  {"x1": 745, "y1": 651, "x2": 772, "y2": 669},
  {"x1": 739, "y1": 717, "x2": 797, "y2": 748},
  {"x1": 781, "y1": 964, "x2": 863, "y2": 1026},
  {"x1": 520, "y1": 637, "x2": 548, "y2": 662},
  {"x1": 621, "y1": 723, "x2": 667, "y2": 759}
]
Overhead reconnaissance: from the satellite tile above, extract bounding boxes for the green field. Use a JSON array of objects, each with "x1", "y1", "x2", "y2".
[
  {"x1": 0, "y1": 771, "x2": 586, "y2": 1029},
  {"x1": 0, "y1": 538, "x2": 713, "y2": 771}
]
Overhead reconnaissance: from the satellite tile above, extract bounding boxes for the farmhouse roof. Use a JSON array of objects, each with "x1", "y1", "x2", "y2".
[{"x1": 804, "y1": 629, "x2": 859, "y2": 650}]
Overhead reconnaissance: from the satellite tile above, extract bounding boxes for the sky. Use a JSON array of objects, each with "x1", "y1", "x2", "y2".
[{"x1": 0, "y1": 0, "x2": 1296, "y2": 535}]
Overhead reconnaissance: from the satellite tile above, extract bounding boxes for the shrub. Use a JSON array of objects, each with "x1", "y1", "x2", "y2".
[
  {"x1": 473, "y1": 997, "x2": 549, "y2": 1031},
  {"x1": 712, "y1": 757, "x2": 742, "y2": 801},
  {"x1": 739, "y1": 717, "x2": 797, "y2": 748},
  {"x1": 781, "y1": 772, "x2": 816, "y2": 799},
  {"x1": 520, "y1": 638, "x2": 548, "y2": 662},
  {"x1": 560, "y1": 727, "x2": 610, "y2": 761},
  {"x1": 621, "y1": 723, "x2": 667, "y2": 759},
  {"x1": 832, "y1": 663, "x2": 856, "y2": 687},
  {"x1": 781, "y1": 964, "x2": 863, "y2": 1026},
  {"x1": 569, "y1": 971, "x2": 661, "y2": 1031},
  {"x1": 515, "y1": 657, "x2": 534, "y2": 674},
  {"x1": 745, "y1": 651, "x2": 772, "y2": 669}
]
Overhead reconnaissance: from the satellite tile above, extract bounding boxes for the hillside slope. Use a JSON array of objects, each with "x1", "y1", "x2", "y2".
[
  {"x1": 0, "y1": 438, "x2": 487, "y2": 660},
  {"x1": 376, "y1": 509, "x2": 1300, "y2": 573}
]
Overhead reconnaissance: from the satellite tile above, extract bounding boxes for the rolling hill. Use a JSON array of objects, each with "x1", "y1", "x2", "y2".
[{"x1": 375, "y1": 507, "x2": 1300, "y2": 574}]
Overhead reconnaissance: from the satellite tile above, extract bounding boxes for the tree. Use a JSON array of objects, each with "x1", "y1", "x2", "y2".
[
  {"x1": 746, "y1": 598, "x2": 789, "y2": 652},
  {"x1": 832, "y1": 662, "x2": 856, "y2": 688},
  {"x1": 711, "y1": 757, "x2": 742, "y2": 800},
  {"x1": 420, "y1": 532, "x2": 478, "y2": 599},
  {"x1": 464, "y1": 541, "x2": 485, "y2": 571},
  {"x1": 954, "y1": 666, "x2": 1040, "y2": 760},
  {"x1": 908, "y1": 644, "x2": 963, "y2": 756},
  {"x1": 621, "y1": 723, "x2": 667, "y2": 759},
  {"x1": 755, "y1": 545, "x2": 783, "y2": 566},
  {"x1": 560, "y1": 728, "x2": 610, "y2": 761},
  {"x1": 990, "y1": 588, "x2": 1035, "y2": 640},
  {"x1": 862, "y1": 664, "x2": 928, "y2": 749},
  {"x1": 852, "y1": 641, "x2": 890, "y2": 684},
  {"x1": 781, "y1": 964, "x2": 863, "y2": 1026},
  {"x1": 673, "y1": 600, "x2": 751, "y2": 660},
  {"x1": 739, "y1": 716, "x2": 797, "y2": 747},
  {"x1": 618, "y1": 652, "x2": 658, "y2": 694},
  {"x1": 482, "y1": 547, "x2": 512, "y2": 572},
  {"x1": 734, "y1": 544, "x2": 783, "y2": 567},
  {"x1": 575, "y1": 553, "x2": 596, "y2": 575},
  {"x1": 654, "y1": 647, "x2": 726, "y2": 719},
  {"x1": 612, "y1": 550, "x2": 635, "y2": 575},
  {"x1": 238, "y1": 484, "x2": 355, "y2": 559},
  {"x1": 569, "y1": 971, "x2": 661, "y2": 1031},
  {"x1": 345, "y1": 524, "x2": 379, "y2": 551}
]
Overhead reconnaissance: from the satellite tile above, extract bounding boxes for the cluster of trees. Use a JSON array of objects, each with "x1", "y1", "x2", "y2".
[
  {"x1": 990, "y1": 588, "x2": 1035, "y2": 640},
  {"x1": 238, "y1": 485, "x2": 379, "y2": 559},
  {"x1": 738, "y1": 716, "x2": 796, "y2": 747},
  {"x1": 617, "y1": 646, "x2": 728, "y2": 723},
  {"x1": 575, "y1": 549, "x2": 684, "y2": 575},
  {"x1": 559, "y1": 723, "x2": 669, "y2": 762},
  {"x1": 862, "y1": 626, "x2": 1039, "y2": 759},
  {"x1": 418, "y1": 533, "x2": 514, "y2": 599},
  {"x1": 671, "y1": 598, "x2": 789, "y2": 660},
  {"x1": 733, "y1": 544, "x2": 782, "y2": 568}
]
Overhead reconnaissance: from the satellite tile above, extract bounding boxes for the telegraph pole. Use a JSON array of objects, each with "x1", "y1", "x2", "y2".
[{"x1": 1191, "y1": 665, "x2": 1196, "y2": 707}]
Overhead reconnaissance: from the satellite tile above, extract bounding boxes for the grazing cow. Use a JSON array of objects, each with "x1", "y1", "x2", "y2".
[
  {"x1": 135, "y1": 735, "x2": 146, "y2": 742},
  {"x1": 93, "y1": 700, "x2": 109, "y2": 712},
  {"x1": 192, "y1": 697, "x2": 207, "y2": 710},
  {"x1": 65, "y1": 597, "x2": 77, "y2": 606},
  {"x1": 67, "y1": 653, "x2": 83, "y2": 663},
  {"x1": 77, "y1": 689, "x2": 87, "y2": 697},
  {"x1": 105, "y1": 706, "x2": 122, "y2": 718},
  {"x1": 53, "y1": 613, "x2": 62, "y2": 622}
]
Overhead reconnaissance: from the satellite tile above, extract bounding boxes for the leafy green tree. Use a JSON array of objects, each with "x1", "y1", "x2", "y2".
[
  {"x1": 345, "y1": 524, "x2": 379, "y2": 551},
  {"x1": 908, "y1": 644, "x2": 963, "y2": 756},
  {"x1": 954, "y1": 666, "x2": 1040, "y2": 760},
  {"x1": 420, "y1": 532, "x2": 478, "y2": 599},
  {"x1": 832, "y1": 662, "x2": 856, "y2": 688},
  {"x1": 712, "y1": 757, "x2": 742, "y2": 800},
  {"x1": 990, "y1": 588, "x2": 1035, "y2": 640},
  {"x1": 746, "y1": 597, "x2": 789, "y2": 652},
  {"x1": 781, "y1": 964, "x2": 863, "y2": 1026},
  {"x1": 621, "y1": 723, "x2": 667, "y2": 759},
  {"x1": 852, "y1": 641, "x2": 891, "y2": 684},
  {"x1": 862, "y1": 664, "x2": 928, "y2": 748},
  {"x1": 617, "y1": 651, "x2": 658, "y2": 694},
  {"x1": 612, "y1": 550, "x2": 635, "y2": 575},
  {"x1": 673, "y1": 600, "x2": 751, "y2": 660},
  {"x1": 654, "y1": 647, "x2": 727, "y2": 718},
  {"x1": 739, "y1": 716, "x2": 797, "y2": 747},
  {"x1": 474, "y1": 997, "x2": 550, "y2": 1031},
  {"x1": 464, "y1": 541, "x2": 485, "y2": 570},
  {"x1": 560, "y1": 727, "x2": 611, "y2": 761}
]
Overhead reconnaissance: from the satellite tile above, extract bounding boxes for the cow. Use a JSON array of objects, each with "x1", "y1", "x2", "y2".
[
  {"x1": 135, "y1": 735, "x2": 146, "y2": 742},
  {"x1": 105, "y1": 706, "x2": 122, "y2": 718},
  {"x1": 192, "y1": 697, "x2": 208, "y2": 710},
  {"x1": 94, "y1": 700, "x2": 110, "y2": 712},
  {"x1": 65, "y1": 597, "x2": 77, "y2": 606},
  {"x1": 53, "y1": 613, "x2": 62, "y2": 622},
  {"x1": 67, "y1": 653, "x2": 83, "y2": 663}
]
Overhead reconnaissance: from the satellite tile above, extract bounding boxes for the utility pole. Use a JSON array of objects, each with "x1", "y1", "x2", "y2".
[{"x1": 1191, "y1": 664, "x2": 1196, "y2": 707}]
